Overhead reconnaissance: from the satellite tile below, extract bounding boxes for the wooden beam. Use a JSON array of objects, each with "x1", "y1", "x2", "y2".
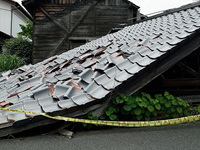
[
  {"x1": 39, "y1": 7, "x2": 69, "y2": 34},
  {"x1": 162, "y1": 79, "x2": 200, "y2": 87},
  {"x1": 51, "y1": 0, "x2": 99, "y2": 56},
  {"x1": 176, "y1": 62, "x2": 200, "y2": 78}
]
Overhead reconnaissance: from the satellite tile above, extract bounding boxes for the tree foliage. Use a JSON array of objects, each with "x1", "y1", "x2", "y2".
[
  {"x1": 2, "y1": 36, "x2": 32, "y2": 63},
  {"x1": 18, "y1": 18, "x2": 33, "y2": 39}
]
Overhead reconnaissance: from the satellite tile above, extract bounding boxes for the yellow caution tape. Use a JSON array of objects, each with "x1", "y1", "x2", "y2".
[{"x1": 0, "y1": 108, "x2": 200, "y2": 127}]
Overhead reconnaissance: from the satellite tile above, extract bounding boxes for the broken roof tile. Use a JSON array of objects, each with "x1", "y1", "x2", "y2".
[
  {"x1": 125, "y1": 63, "x2": 144, "y2": 75},
  {"x1": 115, "y1": 70, "x2": 132, "y2": 82},
  {"x1": 58, "y1": 99, "x2": 77, "y2": 109},
  {"x1": 64, "y1": 86, "x2": 84, "y2": 99},
  {"x1": 41, "y1": 103, "x2": 62, "y2": 113},
  {"x1": 32, "y1": 86, "x2": 51, "y2": 99},
  {"x1": 71, "y1": 94, "x2": 95, "y2": 105},
  {"x1": 81, "y1": 58, "x2": 97, "y2": 68},
  {"x1": 23, "y1": 100, "x2": 40, "y2": 109},
  {"x1": 52, "y1": 84, "x2": 71, "y2": 98},
  {"x1": 104, "y1": 66, "x2": 121, "y2": 78},
  {"x1": 88, "y1": 86, "x2": 110, "y2": 99},
  {"x1": 94, "y1": 74, "x2": 110, "y2": 85},
  {"x1": 38, "y1": 96, "x2": 55, "y2": 106},
  {"x1": 78, "y1": 68, "x2": 94, "y2": 84},
  {"x1": 102, "y1": 78, "x2": 121, "y2": 90}
]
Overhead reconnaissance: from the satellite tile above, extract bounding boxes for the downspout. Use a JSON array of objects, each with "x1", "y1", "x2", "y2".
[{"x1": 10, "y1": 8, "x2": 13, "y2": 36}]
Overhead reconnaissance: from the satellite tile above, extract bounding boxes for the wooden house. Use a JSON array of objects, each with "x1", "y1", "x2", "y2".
[{"x1": 22, "y1": 0, "x2": 140, "y2": 63}]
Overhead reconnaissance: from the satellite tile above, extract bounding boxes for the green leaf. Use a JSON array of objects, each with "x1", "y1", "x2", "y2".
[
  {"x1": 142, "y1": 102, "x2": 147, "y2": 108},
  {"x1": 100, "y1": 115, "x2": 106, "y2": 120},
  {"x1": 146, "y1": 94, "x2": 151, "y2": 99},
  {"x1": 155, "y1": 104, "x2": 161, "y2": 110},
  {"x1": 112, "y1": 98, "x2": 117, "y2": 105},
  {"x1": 147, "y1": 105, "x2": 154, "y2": 112},
  {"x1": 120, "y1": 94, "x2": 125, "y2": 99},
  {"x1": 116, "y1": 97, "x2": 123, "y2": 104},
  {"x1": 142, "y1": 96, "x2": 148, "y2": 102},
  {"x1": 162, "y1": 106, "x2": 167, "y2": 111},
  {"x1": 154, "y1": 94, "x2": 162, "y2": 99},
  {"x1": 178, "y1": 101, "x2": 184, "y2": 106},
  {"x1": 108, "y1": 107, "x2": 115, "y2": 114},
  {"x1": 136, "y1": 97, "x2": 142, "y2": 102},
  {"x1": 177, "y1": 97, "x2": 183, "y2": 101},
  {"x1": 106, "y1": 110, "x2": 111, "y2": 116},
  {"x1": 123, "y1": 105, "x2": 132, "y2": 111},
  {"x1": 165, "y1": 101, "x2": 171, "y2": 108},
  {"x1": 152, "y1": 111, "x2": 157, "y2": 117},
  {"x1": 141, "y1": 92, "x2": 146, "y2": 97},
  {"x1": 172, "y1": 99, "x2": 178, "y2": 106},
  {"x1": 177, "y1": 107, "x2": 183, "y2": 114},
  {"x1": 138, "y1": 102, "x2": 147, "y2": 107},
  {"x1": 164, "y1": 91, "x2": 169, "y2": 96},
  {"x1": 145, "y1": 111, "x2": 151, "y2": 117},
  {"x1": 160, "y1": 97, "x2": 167, "y2": 104},
  {"x1": 184, "y1": 109, "x2": 191, "y2": 116},
  {"x1": 198, "y1": 105, "x2": 200, "y2": 113},
  {"x1": 109, "y1": 114, "x2": 117, "y2": 120},
  {"x1": 134, "y1": 108, "x2": 142, "y2": 115},
  {"x1": 131, "y1": 102, "x2": 137, "y2": 108},
  {"x1": 136, "y1": 115, "x2": 143, "y2": 121},
  {"x1": 171, "y1": 107, "x2": 176, "y2": 113}
]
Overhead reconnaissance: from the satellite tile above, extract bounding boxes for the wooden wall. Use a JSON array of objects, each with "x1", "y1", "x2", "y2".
[{"x1": 32, "y1": 0, "x2": 138, "y2": 63}]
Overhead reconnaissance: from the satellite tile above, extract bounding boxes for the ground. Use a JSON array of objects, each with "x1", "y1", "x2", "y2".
[{"x1": 0, "y1": 121, "x2": 200, "y2": 150}]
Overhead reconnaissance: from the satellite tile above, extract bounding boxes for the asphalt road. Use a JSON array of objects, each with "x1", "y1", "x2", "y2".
[{"x1": 1, "y1": 121, "x2": 200, "y2": 150}]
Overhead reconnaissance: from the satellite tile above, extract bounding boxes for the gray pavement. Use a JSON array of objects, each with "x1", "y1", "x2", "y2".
[{"x1": 1, "y1": 121, "x2": 200, "y2": 150}]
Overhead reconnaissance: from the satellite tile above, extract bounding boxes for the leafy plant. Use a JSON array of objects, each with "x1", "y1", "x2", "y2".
[
  {"x1": 2, "y1": 36, "x2": 32, "y2": 64},
  {"x1": 100, "y1": 91, "x2": 191, "y2": 122},
  {"x1": 18, "y1": 18, "x2": 33, "y2": 39},
  {"x1": 0, "y1": 53, "x2": 25, "y2": 72},
  {"x1": 81, "y1": 92, "x2": 200, "y2": 129}
]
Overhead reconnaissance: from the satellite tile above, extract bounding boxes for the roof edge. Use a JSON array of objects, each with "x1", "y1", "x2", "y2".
[
  {"x1": 22, "y1": 0, "x2": 140, "y2": 14},
  {"x1": 134, "y1": 2, "x2": 200, "y2": 24},
  {"x1": 2, "y1": 0, "x2": 32, "y2": 21}
]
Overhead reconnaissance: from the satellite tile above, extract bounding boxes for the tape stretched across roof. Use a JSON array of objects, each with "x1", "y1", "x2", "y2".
[{"x1": 1, "y1": 2, "x2": 200, "y2": 128}]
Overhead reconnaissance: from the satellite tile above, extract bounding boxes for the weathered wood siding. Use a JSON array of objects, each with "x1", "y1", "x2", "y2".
[{"x1": 32, "y1": 0, "x2": 138, "y2": 63}]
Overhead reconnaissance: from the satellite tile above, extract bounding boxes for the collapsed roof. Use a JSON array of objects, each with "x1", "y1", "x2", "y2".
[{"x1": 1, "y1": 2, "x2": 200, "y2": 134}]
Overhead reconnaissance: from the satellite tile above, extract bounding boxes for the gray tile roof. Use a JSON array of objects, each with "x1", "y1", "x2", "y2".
[{"x1": 1, "y1": 2, "x2": 200, "y2": 128}]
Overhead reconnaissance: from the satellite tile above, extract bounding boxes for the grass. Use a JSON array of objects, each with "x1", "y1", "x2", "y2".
[{"x1": 0, "y1": 53, "x2": 25, "y2": 72}]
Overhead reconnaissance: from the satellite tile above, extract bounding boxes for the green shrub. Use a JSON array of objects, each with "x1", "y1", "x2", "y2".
[
  {"x1": 82, "y1": 92, "x2": 200, "y2": 129},
  {"x1": 2, "y1": 36, "x2": 32, "y2": 63},
  {"x1": 101, "y1": 92, "x2": 191, "y2": 121},
  {"x1": 0, "y1": 53, "x2": 25, "y2": 72}
]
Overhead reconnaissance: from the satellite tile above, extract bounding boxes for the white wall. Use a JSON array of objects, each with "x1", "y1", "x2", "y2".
[
  {"x1": 12, "y1": 7, "x2": 27, "y2": 37},
  {"x1": 0, "y1": 1, "x2": 11, "y2": 35},
  {"x1": 0, "y1": 1, "x2": 27, "y2": 37}
]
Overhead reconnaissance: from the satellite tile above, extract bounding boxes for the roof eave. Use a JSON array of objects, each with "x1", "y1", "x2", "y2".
[{"x1": 2, "y1": 0, "x2": 33, "y2": 21}]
